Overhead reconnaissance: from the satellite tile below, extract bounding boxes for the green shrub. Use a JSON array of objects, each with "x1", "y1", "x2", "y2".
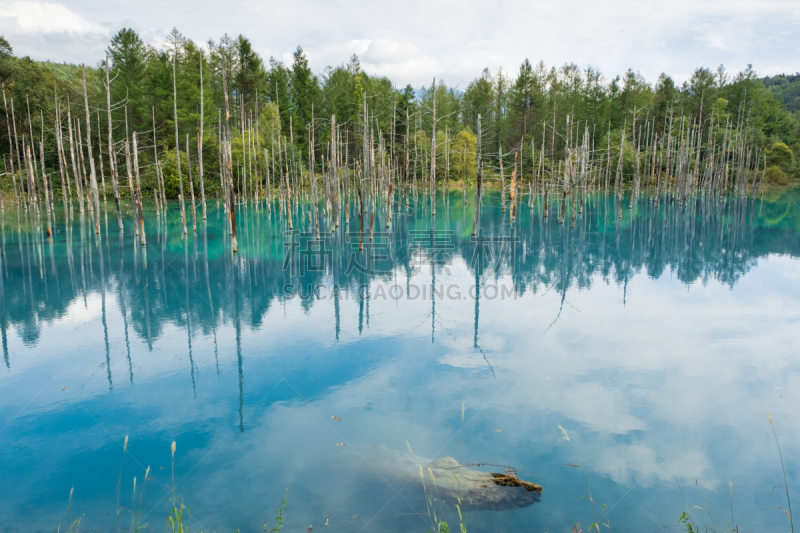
[
  {"x1": 766, "y1": 142, "x2": 794, "y2": 174},
  {"x1": 765, "y1": 165, "x2": 789, "y2": 185}
]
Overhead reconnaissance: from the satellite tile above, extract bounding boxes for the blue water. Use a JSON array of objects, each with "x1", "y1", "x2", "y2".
[{"x1": 1, "y1": 189, "x2": 799, "y2": 533}]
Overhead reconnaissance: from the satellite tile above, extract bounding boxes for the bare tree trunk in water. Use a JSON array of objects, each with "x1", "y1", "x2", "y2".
[
  {"x1": 172, "y1": 33, "x2": 187, "y2": 234},
  {"x1": 105, "y1": 56, "x2": 123, "y2": 230},
  {"x1": 82, "y1": 65, "x2": 101, "y2": 234},
  {"x1": 199, "y1": 55, "x2": 207, "y2": 220},
  {"x1": 132, "y1": 132, "x2": 146, "y2": 245},
  {"x1": 221, "y1": 55, "x2": 237, "y2": 253},
  {"x1": 472, "y1": 114, "x2": 482, "y2": 236}
]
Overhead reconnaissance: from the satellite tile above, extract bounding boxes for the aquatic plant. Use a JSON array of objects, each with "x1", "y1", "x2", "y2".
[
  {"x1": 63, "y1": 487, "x2": 83, "y2": 533},
  {"x1": 264, "y1": 488, "x2": 288, "y2": 533},
  {"x1": 673, "y1": 413, "x2": 795, "y2": 533},
  {"x1": 768, "y1": 411, "x2": 794, "y2": 533},
  {"x1": 55, "y1": 439, "x2": 294, "y2": 533},
  {"x1": 560, "y1": 426, "x2": 603, "y2": 532}
]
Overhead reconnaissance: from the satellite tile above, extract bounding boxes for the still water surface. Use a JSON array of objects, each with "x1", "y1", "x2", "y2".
[{"x1": 1, "y1": 189, "x2": 799, "y2": 532}]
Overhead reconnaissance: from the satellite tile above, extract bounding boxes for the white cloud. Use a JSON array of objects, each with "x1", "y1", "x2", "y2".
[
  {"x1": 0, "y1": 1, "x2": 107, "y2": 35},
  {"x1": 599, "y1": 444, "x2": 717, "y2": 489},
  {"x1": 0, "y1": 1, "x2": 113, "y2": 63},
  {"x1": 3, "y1": 0, "x2": 799, "y2": 86}
]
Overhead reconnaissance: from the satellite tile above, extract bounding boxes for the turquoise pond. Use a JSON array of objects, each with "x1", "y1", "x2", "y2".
[{"x1": 1, "y1": 189, "x2": 799, "y2": 532}]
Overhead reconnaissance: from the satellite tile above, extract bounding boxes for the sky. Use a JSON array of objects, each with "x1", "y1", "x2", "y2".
[{"x1": 1, "y1": 0, "x2": 799, "y2": 88}]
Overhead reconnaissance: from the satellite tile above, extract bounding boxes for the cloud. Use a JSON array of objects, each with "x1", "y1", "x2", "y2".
[
  {"x1": 0, "y1": 1, "x2": 107, "y2": 35},
  {"x1": 599, "y1": 444, "x2": 717, "y2": 489},
  {"x1": 0, "y1": 1, "x2": 112, "y2": 63},
  {"x1": 3, "y1": 0, "x2": 800, "y2": 86},
  {"x1": 360, "y1": 39, "x2": 438, "y2": 82}
]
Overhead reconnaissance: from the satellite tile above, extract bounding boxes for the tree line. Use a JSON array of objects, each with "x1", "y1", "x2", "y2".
[{"x1": 0, "y1": 27, "x2": 798, "y2": 208}]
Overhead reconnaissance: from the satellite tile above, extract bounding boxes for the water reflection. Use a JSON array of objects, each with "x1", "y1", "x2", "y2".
[
  {"x1": 0, "y1": 187, "x2": 799, "y2": 533},
  {"x1": 4, "y1": 190, "x2": 798, "y2": 357}
]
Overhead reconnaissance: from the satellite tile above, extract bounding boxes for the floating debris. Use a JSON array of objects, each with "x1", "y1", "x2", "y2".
[{"x1": 305, "y1": 512, "x2": 357, "y2": 531}]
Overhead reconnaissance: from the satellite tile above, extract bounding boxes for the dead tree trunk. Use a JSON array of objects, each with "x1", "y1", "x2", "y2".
[
  {"x1": 132, "y1": 132, "x2": 146, "y2": 245},
  {"x1": 186, "y1": 135, "x2": 197, "y2": 232},
  {"x1": 199, "y1": 55, "x2": 207, "y2": 220},
  {"x1": 82, "y1": 65, "x2": 101, "y2": 234},
  {"x1": 221, "y1": 55, "x2": 237, "y2": 253},
  {"x1": 105, "y1": 56, "x2": 123, "y2": 230},
  {"x1": 472, "y1": 114, "x2": 483, "y2": 236},
  {"x1": 172, "y1": 38, "x2": 187, "y2": 234},
  {"x1": 430, "y1": 78, "x2": 436, "y2": 217}
]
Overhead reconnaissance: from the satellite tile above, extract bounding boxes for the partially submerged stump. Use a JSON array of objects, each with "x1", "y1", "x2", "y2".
[
  {"x1": 357, "y1": 447, "x2": 542, "y2": 511},
  {"x1": 425, "y1": 457, "x2": 542, "y2": 511}
]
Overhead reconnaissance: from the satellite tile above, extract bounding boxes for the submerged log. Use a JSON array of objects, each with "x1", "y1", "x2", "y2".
[{"x1": 356, "y1": 447, "x2": 542, "y2": 511}]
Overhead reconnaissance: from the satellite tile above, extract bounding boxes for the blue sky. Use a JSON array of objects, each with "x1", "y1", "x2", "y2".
[{"x1": 1, "y1": 0, "x2": 798, "y2": 87}]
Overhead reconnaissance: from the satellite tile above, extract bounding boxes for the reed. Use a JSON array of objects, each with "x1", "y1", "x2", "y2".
[
  {"x1": 116, "y1": 435, "x2": 128, "y2": 533},
  {"x1": 559, "y1": 426, "x2": 602, "y2": 532},
  {"x1": 768, "y1": 410, "x2": 794, "y2": 533},
  {"x1": 56, "y1": 439, "x2": 296, "y2": 533},
  {"x1": 671, "y1": 410, "x2": 797, "y2": 533}
]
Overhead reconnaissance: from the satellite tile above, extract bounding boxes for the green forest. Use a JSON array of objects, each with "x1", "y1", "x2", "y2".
[{"x1": 0, "y1": 27, "x2": 799, "y2": 205}]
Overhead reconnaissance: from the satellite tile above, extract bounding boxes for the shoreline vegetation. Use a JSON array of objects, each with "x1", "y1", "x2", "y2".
[
  {"x1": 56, "y1": 411, "x2": 794, "y2": 533},
  {"x1": 0, "y1": 28, "x2": 798, "y2": 238}
]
